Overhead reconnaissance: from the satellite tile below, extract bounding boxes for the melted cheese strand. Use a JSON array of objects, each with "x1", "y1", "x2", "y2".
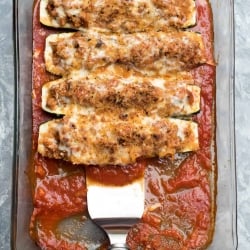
[
  {"x1": 38, "y1": 113, "x2": 199, "y2": 166},
  {"x1": 45, "y1": 30, "x2": 206, "y2": 76},
  {"x1": 42, "y1": 73, "x2": 200, "y2": 116},
  {"x1": 40, "y1": 0, "x2": 196, "y2": 33}
]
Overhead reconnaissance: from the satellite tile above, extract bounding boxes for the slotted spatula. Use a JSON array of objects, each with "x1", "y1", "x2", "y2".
[{"x1": 86, "y1": 168, "x2": 145, "y2": 250}]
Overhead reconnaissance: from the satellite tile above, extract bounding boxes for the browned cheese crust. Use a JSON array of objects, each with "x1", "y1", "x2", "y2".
[
  {"x1": 45, "y1": 30, "x2": 206, "y2": 76},
  {"x1": 38, "y1": 113, "x2": 199, "y2": 166},
  {"x1": 42, "y1": 72, "x2": 200, "y2": 117},
  {"x1": 40, "y1": 0, "x2": 196, "y2": 32}
]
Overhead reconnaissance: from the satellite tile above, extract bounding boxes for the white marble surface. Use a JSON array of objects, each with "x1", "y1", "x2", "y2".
[
  {"x1": 0, "y1": 0, "x2": 249, "y2": 249},
  {"x1": 0, "y1": 0, "x2": 14, "y2": 249},
  {"x1": 235, "y1": 1, "x2": 250, "y2": 249}
]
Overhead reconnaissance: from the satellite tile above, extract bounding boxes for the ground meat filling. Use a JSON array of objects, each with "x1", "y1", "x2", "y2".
[
  {"x1": 38, "y1": 114, "x2": 199, "y2": 166},
  {"x1": 44, "y1": 0, "x2": 196, "y2": 32},
  {"x1": 42, "y1": 74, "x2": 200, "y2": 117},
  {"x1": 45, "y1": 31, "x2": 206, "y2": 76}
]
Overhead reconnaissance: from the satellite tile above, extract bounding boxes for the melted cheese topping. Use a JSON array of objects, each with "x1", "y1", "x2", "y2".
[
  {"x1": 39, "y1": 1, "x2": 202, "y2": 166},
  {"x1": 44, "y1": 30, "x2": 206, "y2": 76},
  {"x1": 42, "y1": 73, "x2": 200, "y2": 117},
  {"x1": 38, "y1": 113, "x2": 199, "y2": 166},
  {"x1": 40, "y1": 0, "x2": 196, "y2": 33}
]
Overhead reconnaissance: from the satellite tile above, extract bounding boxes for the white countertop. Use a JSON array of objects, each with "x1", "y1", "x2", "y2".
[
  {"x1": 235, "y1": 1, "x2": 250, "y2": 248},
  {"x1": 0, "y1": 0, "x2": 249, "y2": 249}
]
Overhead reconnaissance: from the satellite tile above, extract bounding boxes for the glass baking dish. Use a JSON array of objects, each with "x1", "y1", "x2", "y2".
[{"x1": 11, "y1": 0, "x2": 237, "y2": 249}]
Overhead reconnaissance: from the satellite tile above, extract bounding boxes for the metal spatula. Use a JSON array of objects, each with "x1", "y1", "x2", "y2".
[{"x1": 86, "y1": 168, "x2": 145, "y2": 250}]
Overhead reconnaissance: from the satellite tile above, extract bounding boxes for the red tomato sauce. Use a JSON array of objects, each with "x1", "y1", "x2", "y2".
[{"x1": 30, "y1": 0, "x2": 216, "y2": 249}]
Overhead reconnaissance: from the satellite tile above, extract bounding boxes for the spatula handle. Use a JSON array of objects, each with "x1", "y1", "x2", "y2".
[{"x1": 108, "y1": 243, "x2": 130, "y2": 250}]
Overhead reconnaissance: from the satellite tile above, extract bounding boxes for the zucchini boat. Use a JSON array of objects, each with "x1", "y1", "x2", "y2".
[
  {"x1": 38, "y1": 113, "x2": 199, "y2": 166},
  {"x1": 44, "y1": 30, "x2": 206, "y2": 76},
  {"x1": 40, "y1": 0, "x2": 196, "y2": 33},
  {"x1": 42, "y1": 73, "x2": 200, "y2": 117}
]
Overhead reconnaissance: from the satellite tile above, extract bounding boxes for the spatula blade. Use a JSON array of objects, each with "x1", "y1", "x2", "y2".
[{"x1": 86, "y1": 174, "x2": 145, "y2": 248}]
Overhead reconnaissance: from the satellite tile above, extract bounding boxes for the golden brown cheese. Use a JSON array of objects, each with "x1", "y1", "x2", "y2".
[
  {"x1": 38, "y1": 113, "x2": 199, "y2": 166},
  {"x1": 40, "y1": 0, "x2": 196, "y2": 33},
  {"x1": 42, "y1": 73, "x2": 200, "y2": 116},
  {"x1": 44, "y1": 30, "x2": 206, "y2": 76}
]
